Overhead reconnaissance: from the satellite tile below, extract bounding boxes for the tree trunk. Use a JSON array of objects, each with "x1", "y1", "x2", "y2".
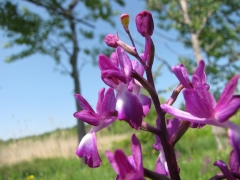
[
  {"x1": 180, "y1": 0, "x2": 227, "y2": 149},
  {"x1": 68, "y1": 1, "x2": 86, "y2": 143},
  {"x1": 180, "y1": 0, "x2": 203, "y2": 63},
  {"x1": 72, "y1": 62, "x2": 86, "y2": 143}
]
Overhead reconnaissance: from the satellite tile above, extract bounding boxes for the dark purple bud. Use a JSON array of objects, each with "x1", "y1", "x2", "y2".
[
  {"x1": 135, "y1": 11, "x2": 154, "y2": 37},
  {"x1": 104, "y1": 34, "x2": 118, "y2": 48}
]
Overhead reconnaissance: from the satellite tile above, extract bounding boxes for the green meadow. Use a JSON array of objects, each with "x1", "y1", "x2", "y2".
[{"x1": 1, "y1": 112, "x2": 238, "y2": 180}]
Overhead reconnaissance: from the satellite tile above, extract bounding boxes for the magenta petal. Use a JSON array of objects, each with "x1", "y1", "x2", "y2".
[
  {"x1": 98, "y1": 54, "x2": 119, "y2": 71},
  {"x1": 101, "y1": 69, "x2": 127, "y2": 84},
  {"x1": 194, "y1": 60, "x2": 206, "y2": 83},
  {"x1": 161, "y1": 104, "x2": 209, "y2": 124},
  {"x1": 172, "y1": 64, "x2": 192, "y2": 89},
  {"x1": 75, "y1": 94, "x2": 94, "y2": 112},
  {"x1": 216, "y1": 96, "x2": 240, "y2": 122},
  {"x1": 167, "y1": 118, "x2": 181, "y2": 139},
  {"x1": 117, "y1": 47, "x2": 132, "y2": 77},
  {"x1": 100, "y1": 88, "x2": 116, "y2": 116},
  {"x1": 183, "y1": 89, "x2": 214, "y2": 118},
  {"x1": 217, "y1": 75, "x2": 240, "y2": 108},
  {"x1": 76, "y1": 133, "x2": 101, "y2": 168},
  {"x1": 105, "y1": 150, "x2": 119, "y2": 174},
  {"x1": 155, "y1": 155, "x2": 167, "y2": 175},
  {"x1": 74, "y1": 110, "x2": 101, "y2": 126},
  {"x1": 117, "y1": 91, "x2": 143, "y2": 129},
  {"x1": 228, "y1": 128, "x2": 240, "y2": 164},
  {"x1": 138, "y1": 94, "x2": 151, "y2": 116},
  {"x1": 131, "y1": 134, "x2": 143, "y2": 175},
  {"x1": 110, "y1": 52, "x2": 119, "y2": 67},
  {"x1": 213, "y1": 160, "x2": 235, "y2": 180},
  {"x1": 96, "y1": 88, "x2": 105, "y2": 115},
  {"x1": 114, "y1": 149, "x2": 134, "y2": 178},
  {"x1": 229, "y1": 150, "x2": 240, "y2": 173}
]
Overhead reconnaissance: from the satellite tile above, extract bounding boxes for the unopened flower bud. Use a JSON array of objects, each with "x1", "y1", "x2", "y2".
[
  {"x1": 120, "y1": 13, "x2": 130, "y2": 32},
  {"x1": 135, "y1": 11, "x2": 154, "y2": 37},
  {"x1": 104, "y1": 34, "x2": 118, "y2": 48}
]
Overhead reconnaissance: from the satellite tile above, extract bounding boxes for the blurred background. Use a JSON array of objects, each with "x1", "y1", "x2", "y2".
[{"x1": 0, "y1": 0, "x2": 240, "y2": 179}]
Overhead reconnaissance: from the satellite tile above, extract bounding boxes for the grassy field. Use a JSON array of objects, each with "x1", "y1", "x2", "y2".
[{"x1": 0, "y1": 117, "x2": 236, "y2": 180}]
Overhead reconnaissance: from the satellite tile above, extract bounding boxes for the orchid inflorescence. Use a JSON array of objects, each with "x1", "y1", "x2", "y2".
[{"x1": 73, "y1": 11, "x2": 240, "y2": 180}]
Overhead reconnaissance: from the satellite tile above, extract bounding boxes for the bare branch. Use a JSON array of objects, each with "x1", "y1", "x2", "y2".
[
  {"x1": 24, "y1": 0, "x2": 95, "y2": 28},
  {"x1": 196, "y1": 10, "x2": 213, "y2": 35},
  {"x1": 204, "y1": 36, "x2": 221, "y2": 52}
]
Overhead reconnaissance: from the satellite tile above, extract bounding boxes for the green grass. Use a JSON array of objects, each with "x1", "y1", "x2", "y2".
[{"x1": 1, "y1": 111, "x2": 238, "y2": 179}]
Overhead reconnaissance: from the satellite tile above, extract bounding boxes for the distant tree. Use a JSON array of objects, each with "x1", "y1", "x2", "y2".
[
  {"x1": 0, "y1": 0, "x2": 124, "y2": 142},
  {"x1": 145, "y1": 0, "x2": 240, "y2": 149},
  {"x1": 145, "y1": 0, "x2": 240, "y2": 97}
]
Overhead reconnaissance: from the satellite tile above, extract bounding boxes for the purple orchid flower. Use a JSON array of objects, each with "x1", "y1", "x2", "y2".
[
  {"x1": 172, "y1": 60, "x2": 210, "y2": 128},
  {"x1": 154, "y1": 118, "x2": 181, "y2": 175},
  {"x1": 161, "y1": 71, "x2": 240, "y2": 163},
  {"x1": 98, "y1": 47, "x2": 151, "y2": 129},
  {"x1": 73, "y1": 88, "x2": 117, "y2": 168},
  {"x1": 105, "y1": 134, "x2": 145, "y2": 180}
]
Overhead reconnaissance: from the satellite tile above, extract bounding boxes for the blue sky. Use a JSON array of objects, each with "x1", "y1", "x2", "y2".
[{"x1": 0, "y1": 0, "x2": 191, "y2": 141}]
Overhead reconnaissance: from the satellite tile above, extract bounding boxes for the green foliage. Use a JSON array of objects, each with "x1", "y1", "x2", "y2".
[
  {"x1": 145, "y1": 0, "x2": 240, "y2": 94},
  {"x1": 0, "y1": 123, "x2": 232, "y2": 179},
  {"x1": 0, "y1": 0, "x2": 124, "y2": 63}
]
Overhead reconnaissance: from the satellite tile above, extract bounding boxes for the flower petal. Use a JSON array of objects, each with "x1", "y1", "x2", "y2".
[
  {"x1": 216, "y1": 96, "x2": 240, "y2": 122},
  {"x1": 131, "y1": 134, "x2": 143, "y2": 176},
  {"x1": 110, "y1": 52, "x2": 119, "y2": 67},
  {"x1": 217, "y1": 75, "x2": 240, "y2": 109},
  {"x1": 228, "y1": 128, "x2": 240, "y2": 165},
  {"x1": 213, "y1": 160, "x2": 235, "y2": 180},
  {"x1": 117, "y1": 46, "x2": 132, "y2": 77},
  {"x1": 98, "y1": 54, "x2": 119, "y2": 71},
  {"x1": 194, "y1": 60, "x2": 206, "y2": 83},
  {"x1": 117, "y1": 91, "x2": 143, "y2": 129},
  {"x1": 155, "y1": 154, "x2": 168, "y2": 175},
  {"x1": 105, "y1": 150, "x2": 119, "y2": 174},
  {"x1": 96, "y1": 88, "x2": 105, "y2": 115},
  {"x1": 172, "y1": 64, "x2": 192, "y2": 89},
  {"x1": 229, "y1": 150, "x2": 240, "y2": 173},
  {"x1": 161, "y1": 104, "x2": 216, "y2": 125},
  {"x1": 76, "y1": 132, "x2": 101, "y2": 168},
  {"x1": 183, "y1": 88, "x2": 214, "y2": 118},
  {"x1": 114, "y1": 149, "x2": 134, "y2": 178},
  {"x1": 75, "y1": 94, "x2": 94, "y2": 112},
  {"x1": 74, "y1": 110, "x2": 101, "y2": 126},
  {"x1": 100, "y1": 88, "x2": 116, "y2": 116},
  {"x1": 101, "y1": 69, "x2": 127, "y2": 86},
  {"x1": 138, "y1": 94, "x2": 151, "y2": 116},
  {"x1": 167, "y1": 118, "x2": 181, "y2": 139}
]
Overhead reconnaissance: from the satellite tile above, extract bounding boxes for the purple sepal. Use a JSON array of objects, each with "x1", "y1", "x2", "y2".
[
  {"x1": 228, "y1": 128, "x2": 240, "y2": 165},
  {"x1": 213, "y1": 160, "x2": 235, "y2": 180},
  {"x1": 138, "y1": 94, "x2": 151, "y2": 116},
  {"x1": 229, "y1": 150, "x2": 240, "y2": 173},
  {"x1": 172, "y1": 64, "x2": 192, "y2": 89},
  {"x1": 73, "y1": 110, "x2": 101, "y2": 126}
]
